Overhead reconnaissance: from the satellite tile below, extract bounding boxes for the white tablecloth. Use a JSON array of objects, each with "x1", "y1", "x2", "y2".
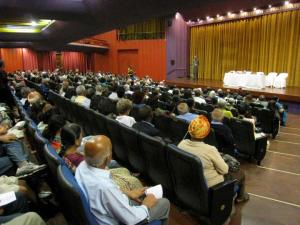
[{"x1": 224, "y1": 72, "x2": 266, "y2": 89}]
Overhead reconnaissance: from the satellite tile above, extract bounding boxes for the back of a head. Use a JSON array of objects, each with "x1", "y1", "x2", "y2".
[
  {"x1": 116, "y1": 98, "x2": 132, "y2": 115},
  {"x1": 208, "y1": 90, "x2": 216, "y2": 99},
  {"x1": 177, "y1": 102, "x2": 189, "y2": 115},
  {"x1": 86, "y1": 87, "x2": 95, "y2": 99},
  {"x1": 116, "y1": 86, "x2": 125, "y2": 98},
  {"x1": 211, "y1": 108, "x2": 224, "y2": 122},
  {"x1": 132, "y1": 91, "x2": 145, "y2": 104},
  {"x1": 138, "y1": 105, "x2": 153, "y2": 121},
  {"x1": 186, "y1": 98, "x2": 195, "y2": 108},
  {"x1": 60, "y1": 123, "x2": 81, "y2": 150},
  {"x1": 259, "y1": 95, "x2": 266, "y2": 101},
  {"x1": 183, "y1": 89, "x2": 192, "y2": 99},
  {"x1": 217, "y1": 98, "x2": 227, "y2": 109},
  {"x1": 194, "y1": 89, "x2": 201, "y2": 97},
  {"x1": 76, "y1": 85, "x2": 86, "y2": 96},
  {"x1": 84, "y1": 135, "x2": 112, "y2": 167},
  {"x1": 43, "y1": 114, "x2": 66, "y2": 140}
]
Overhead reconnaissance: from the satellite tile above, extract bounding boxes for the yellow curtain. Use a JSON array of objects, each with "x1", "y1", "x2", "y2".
[{"x1": 190, "y1": 10, "x2": 300, "y2": 87}]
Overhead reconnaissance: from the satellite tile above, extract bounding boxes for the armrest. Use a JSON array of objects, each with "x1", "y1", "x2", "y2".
[
  {"x1": 254, "y1": 133, "x2": 268, "y2": 141},
  {"x1": 208, "y1": 179, "x2": 236, "y2": 225}
]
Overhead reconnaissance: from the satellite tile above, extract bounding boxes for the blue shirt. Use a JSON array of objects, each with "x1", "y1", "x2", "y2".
[
  {"x1": 75, "y1": 161, "x2": 149, "y2": 225},
  {"x1": 176, "y1": 113, "x2": 198, "y2": 123}
]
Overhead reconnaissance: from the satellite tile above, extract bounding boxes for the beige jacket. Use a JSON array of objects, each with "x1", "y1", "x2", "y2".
[{"x1": 178, "y1": 140, "x2": 229, "y2": 188}]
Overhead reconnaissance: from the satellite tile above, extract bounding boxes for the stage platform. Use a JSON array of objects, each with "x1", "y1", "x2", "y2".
[{"x1": 165, "y1": 78, "x2": 300, "y2": 103}]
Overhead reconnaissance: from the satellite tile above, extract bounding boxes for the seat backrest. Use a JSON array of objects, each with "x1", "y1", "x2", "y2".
[
  {"x1": 130, "y1": 106, "x2": 141, "y2": 122},
  {"x1": 258, "y1": 108, "x2": 278, "y2": 135},
  {"x1": 139, "y1": 132, "x2": 173, "y2": 195},
  {"x1": 34, "y1": 131, "x2": 49, "y2": 162},
  {"x1": 169, "y1": 117, "x2": 189, "y2": 144},
  {"x1": 57, "y1": 165, "x2": 98, "y2": 225},
  {"x1": 167, "y1": 144, "x2": 209, "y2": 215},
  {"x1": 119, "y1": 124, "x2": 146, "y2": 173},
  {"x1": 203, "y1": 129, "x2": 218, "y2": 148},
  {"x1": 93, "y1": 112, "x2": 109, "y2": 136},
  {"x1": 98, "y1": 97, "x2": 116, "y2": 115},
  {"x1": 199, "y1": 104, "x2": 214, "y2": 113},
  {"x1": 43, "y1": 143, "x2": 65, "y2": 177},
  {"x1": 106, "y1": 118, "x2": 128, "y2": 164},
  {"x1": 230, "y1": 118, "x2": 255, "y2": 155},
  {"x1": 152, "y1": 114, "x2": 173, "y2": 139}
]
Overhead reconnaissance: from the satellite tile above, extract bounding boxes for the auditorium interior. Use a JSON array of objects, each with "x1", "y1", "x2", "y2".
[{"x1": 0, "y1": 0, "x2": 299, "y2": 225}]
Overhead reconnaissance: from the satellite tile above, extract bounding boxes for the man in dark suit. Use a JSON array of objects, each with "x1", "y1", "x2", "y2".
[
  {"x1": 132, "y1": 105, "x2": 160, "y2": 137},
  {"x1": 210, "y1": 108, "x2": 235, "y2": 156}
]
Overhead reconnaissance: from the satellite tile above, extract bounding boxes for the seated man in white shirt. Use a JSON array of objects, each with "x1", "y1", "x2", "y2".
[
  {"x1": 73, "y1": 85, "x2": 91, "y2": 109},
  {"x1": 75, "y1": 135, "x2": 170, "y2": 225},
  {"x1": 193, "y1": 88, "x2": 206, "y2": 104},
  {"x1": 116, "y1": 99, "x2": 136, "y2": 127}
]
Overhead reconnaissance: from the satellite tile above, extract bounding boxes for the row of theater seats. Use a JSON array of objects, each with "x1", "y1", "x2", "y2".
[
  {"x1": 12, "y1": 92, "x2": 163, "y2": 225},
  {"x1": 25, "y1": 81, "x2": 236, "y2": 224}
]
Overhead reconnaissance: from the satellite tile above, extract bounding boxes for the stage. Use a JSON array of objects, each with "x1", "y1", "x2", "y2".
[{"x1": 165, "y1": 78, "x2": 300, "y2": 103}]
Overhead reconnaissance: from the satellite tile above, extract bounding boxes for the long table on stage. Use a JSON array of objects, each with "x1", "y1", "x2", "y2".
[
  {"x1": 165, "y1": 78, "x2": 300, "y2": 103},
  {"x1": 224, "y1": 72, "x2": 266, "y2": 89}
]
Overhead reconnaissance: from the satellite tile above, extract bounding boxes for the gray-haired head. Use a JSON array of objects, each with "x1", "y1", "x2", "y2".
[{"x1": 76, "y1": 85, "x2": 86, "y2": 96}]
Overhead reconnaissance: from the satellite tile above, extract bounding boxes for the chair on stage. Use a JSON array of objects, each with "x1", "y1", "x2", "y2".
[
  {"x1": 265, "y1": 72, "x2": 278, "y2": 87},
  {"x1": 273, "y1": 73, "x2": 288, "y2": 88}
]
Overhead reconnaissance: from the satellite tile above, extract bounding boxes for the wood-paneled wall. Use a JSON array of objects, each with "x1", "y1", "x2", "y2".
[{"x1": 92, "y1": 30, "x2": 166, "y2": 81}]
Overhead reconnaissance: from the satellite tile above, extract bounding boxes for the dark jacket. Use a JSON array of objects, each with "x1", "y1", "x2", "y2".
[
  {"x1": 211, "y1": 122, "x2": 235, "y2": 155},
  {"x1": 132, "y1": 121, "x2": 160, "y2": 137}
]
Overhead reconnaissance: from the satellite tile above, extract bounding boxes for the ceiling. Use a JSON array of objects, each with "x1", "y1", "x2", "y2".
[
  {"x1": 180, "y1": 0, "x2": 298, "y2": 21},
  {"x1": 0, "y1": 0, "x2": 295, "y2": 52}
]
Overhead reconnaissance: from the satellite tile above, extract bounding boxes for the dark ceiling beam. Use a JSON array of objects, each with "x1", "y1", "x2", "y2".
[
  {"x1": 0, "y1": 0, "x2": 89, "y2": 21},
  {"x1": 0, "y1": 41, "x2": 33, "y2": 48}
]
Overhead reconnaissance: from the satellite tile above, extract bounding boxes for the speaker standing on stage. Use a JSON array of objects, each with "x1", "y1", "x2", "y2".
[{"x1": 192, "y1": 55, "x2": 199, "y2": 80}]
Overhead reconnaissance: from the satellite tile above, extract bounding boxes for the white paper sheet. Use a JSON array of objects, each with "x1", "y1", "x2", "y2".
[
  {"x1": 145, "y1": 185, "x2": 163, "y2": 199},
  {"x1": 0, "y1": 192, "x2": 17, "y2": 207}
]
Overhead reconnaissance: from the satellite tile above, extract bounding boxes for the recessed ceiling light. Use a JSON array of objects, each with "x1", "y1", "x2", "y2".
[{"x1": 30, "y1": 21, "x2": 37, "y2": 26}]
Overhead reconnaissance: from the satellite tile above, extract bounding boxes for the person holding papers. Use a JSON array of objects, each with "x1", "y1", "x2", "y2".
[{"x1": 75, "y1": 135, "x2": 170, "y2": 225}]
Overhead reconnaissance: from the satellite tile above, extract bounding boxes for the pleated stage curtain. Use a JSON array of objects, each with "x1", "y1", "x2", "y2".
[
  {"x1": 37, "y1": 51, "x2": 56, "y2": 71},
  {"x1": 190, "y1": 9, "x2": 300, "y2": 87},
  {"x1": 22, "y1": 48, "x2": 38, "y2": 71},
  {"x1": 0, "y1": 48, "x2": 24, "y2": 72},
  {"x1": 61, "y1": 52, "x2": 88, "y2": 72}
]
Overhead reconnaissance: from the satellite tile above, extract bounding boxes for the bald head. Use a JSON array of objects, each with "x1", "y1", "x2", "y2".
[{"x1": 84, "y1": 135, "x2": 112, "y2": 168}]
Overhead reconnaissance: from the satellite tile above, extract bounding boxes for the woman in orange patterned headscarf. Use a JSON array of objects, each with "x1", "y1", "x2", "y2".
[{"x1": 178, "y1": 115, "x2": 249, "y2": 203}]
